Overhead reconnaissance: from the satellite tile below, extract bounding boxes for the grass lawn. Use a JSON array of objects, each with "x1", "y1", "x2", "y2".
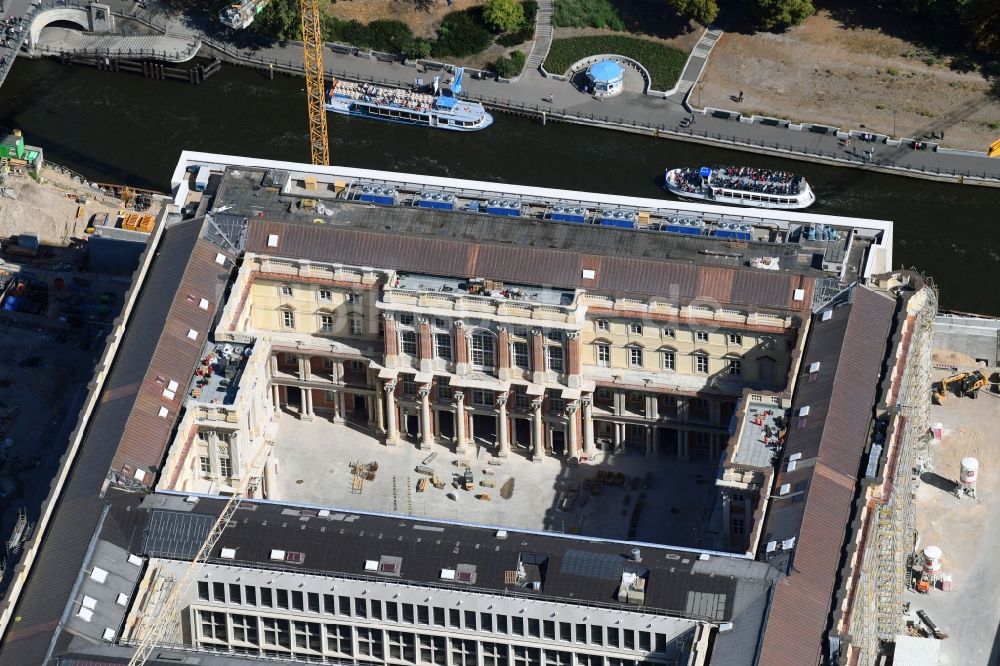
[{"x1": 543, "y1": 35, "x2": 687, "y2": 90}]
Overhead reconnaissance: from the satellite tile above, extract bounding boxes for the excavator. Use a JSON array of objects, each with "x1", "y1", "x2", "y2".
[{"x1": 934, "y1": 370, "x2": 989, "y2": 403}]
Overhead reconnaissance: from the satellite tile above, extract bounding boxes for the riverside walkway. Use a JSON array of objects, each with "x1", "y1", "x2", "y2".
[{"x1": 24, "y1": 0, "x2": 1000, "y2": 184}]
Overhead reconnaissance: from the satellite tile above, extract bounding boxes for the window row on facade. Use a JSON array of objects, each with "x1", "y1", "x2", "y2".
[
  {"x1": 195, "y1": 582, "x2": 671, "y2": 654},
  {"x1": 595, "y1": 320, "x2": 745, "y2": 347},
  {"x1": 196, "y1": 609, "x2": 683, "y2": 665}
]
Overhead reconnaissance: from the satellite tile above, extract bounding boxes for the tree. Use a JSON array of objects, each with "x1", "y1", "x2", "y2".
[
  {"x1": 482, "y1": 0, "x2": 526, "y2": 33},
  {"x1": 964, "y1": 0, "x2": 1000, "y2": 57},
  {"x1": 668, "y1": 0, "x2": 718, "y2": 25},
  {"x1": 404, "y1": 38, "x2": 433, "y2": 59},
  {"x1": 751, "y1": 0, "x2": 815, "y2": 30},
  {"x1": 253, "y1": 0, "x2": 301, "y2": 41}
]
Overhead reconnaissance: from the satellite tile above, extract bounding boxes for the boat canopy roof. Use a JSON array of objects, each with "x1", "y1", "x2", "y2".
[{"x1": 435, "y1": 96, "x2": 458, "y2": 109}]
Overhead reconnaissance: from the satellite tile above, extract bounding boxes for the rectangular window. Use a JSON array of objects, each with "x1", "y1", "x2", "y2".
[
  {"x1": 514, "y1": 385, "x2": 529, "y2": 410},
  {"x1": 663, "y1": 327, "x2": 675, "y2": 337},
  {"x1": 696, "y1": 331, "x2": 709, "y2": 342},
  {"x1": 528, "y1": 618, "x2": 540, "y2": 638},
  {"x1": 307, "y1": 592, "x2": 320, "y2": 613},
  {"x1": 597, "y1": 344, "x2": 610, "y2": 367},
  {"x1": 512, "y1": 616, "x2": 524, "y2": 636},
  {"x1": 435, "y1": 333, "x2": 452, "y2": 360},
  {"x1": 560, "y1": 622, "x2": 572, "y2": 641},
  {"x1": 549, "y1": 397, "x2": 564, "y2": 414},
  {"x1": 197, "y1": 581, "x2": 209, "y2": 601},
  {"x1": 547, "y1": 345, "x2": 564, "y2": 372},
  {"x1": 608, "y1": 627, "x2": 620, "y2": 648},
  {"x1": 282, "y1": 310, "x2": 295, "y2": 329},
  {"x1": 323, "y1": 594, "x2": 335, "y2": 614},
  {"x1": 729, "y1": 358, "x2": 742, "y2": 375},
  {"x1": 590, "y1": 625, "x2": 603, "y2": 645},
  {"x1": 326, "y1": 624, "x2": 351, "y2": 655},
  {"x1": 419, "y1": 635, "x2": 447, "y2": 666},
  {"x1": 728, "y1": 333, "x2": 743, "y2": 345},
  {"x1": 662, "y1": 351, "x2": 675, "y2": 370},
  {"x1": 338, "y1": 595, "x2": 351, "y2": 616},
  {"x1": 231, "y1": 613, "x2": 258, "y2": 644},
  {"x1": 623, "y1": 629, "x2": 635, "y2": 650},
  {"x1": 449, "y1": 608, "x2": 461, "y2": 628},
  {"x1": 218, "y1": 456, "x2": 232, "y2": 479},
  {"x1": 733, "y1": 516, "x2": 745, "y2": 534},
  {"x1": 464, "y1": 610, "x2": 477, "y2": 630},
  {"x1": 276, "y1": 589, "x2": 289, "y2": 610},
  {"x1": 472, "y1": 389, "x2": 494, "y2": 406},
  {"x1": 402, "y1": 380, "x2": 417, "y2": 396},
  {"x1": 404, "y1": 603, "x2": 416, "y2": 624},
  {"x1": 244, "y1": 586, "x2": 256, "y2": 606},
  {"x1": 199, "y1": 456, "x2": 210, "y2": 475},
  {"x1": 639, "y1": 632, "x2": 651, "y2": 652},
  {"x1": 370, "y1": 599, "x2": 382, "y2": 621},
  {"x1": 399, "y1": 313, "x2": 414, "y2": 326},
  {"x1": 629, "y1": 322, "x2": 643, "y2": 335},
  {"x1": 354, "y1": 597, "x2": 367, "y2": 619},
  {"x1": 471, "y1": 332, "x2": 495, "y2": 368},
  {"x1": 229, "y1": 583, "x2": 242, "y2": 605},
  {"x1": 280, "y1": 285, "x2": 293, "y2": 296},
  {"x1": 696, "y1": 355, "x2": 709, "y2": 374},
  {"x1": 387, "y1": 601, "x2": 399, "y2": 622},
  {"x1": 546, "y1": 330, "x2": 562, "y2": 342},
  {"x1": 320, "y1": 314, "x2": 334, "y2": 333},
  {"x1": 544, "y1": 620, "x2": 555, "y2": 640},
  {"x1": 318, "y1": 289, "x2": 331, "y2": 301},
  {"x1": 260, "y1": 587, "x2": 272, "y2": 608},
  {"x1": 212, "y1": 582, "x2": 225, "y2": 602},
  {"x1": 350, "y1": 318, "x2": 362, "y2": 336},
  {"x1": 433, "y1": 607, "x2": 445, "y2": 627},
  {"x1": 480, "y1": 612, "x2": 493, "y2": 632},
  {"x1": 629, "y1": 348, "x2": 643, "y2": 367},
  {"x1": 437, "y1": 379, "x2": 453, "y2": 401},
  {"x1": 482, "y1": 642, "x2": 508, "y2": 666},
  {"x1": 346, "y1": 293, "x2": 360, "y2": 304},
  {"x1": 597, "y1": 320, "x2": 610, "y2": 332},
  {"x1": 575, "y1": 623, "x2": 586, "y2": 643},
  {"x1": 400, "y1": 331, "x2": 418, "y2": 356},
  {"x1": 356, "y1": 627, "x2": 384, "y2": 659},
  {"x1": 496, "y1": 615, "x2": 508, "y2": 634},
  {"x1": 513, "y1": 341, "x2": 529, "y2": 369}
]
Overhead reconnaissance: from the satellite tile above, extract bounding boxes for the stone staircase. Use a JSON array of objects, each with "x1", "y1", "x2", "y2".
[
  {"x1": 34, "y1": 28, "x2": 200, "y2": 62},
  {"x1": 525, "y1": 0, "x2": 553, "y2": 71}
]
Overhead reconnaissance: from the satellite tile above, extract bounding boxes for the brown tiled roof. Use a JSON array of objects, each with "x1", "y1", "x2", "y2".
[
  {"x1": 245, "y1": 221, "x2": 814, "y2": 313},
  {"x1": 758, "y1": 286, "x2": 896, "y2": 666},
  {"x1": 109, "y1": 222, "x2": 233, "y2": 480}
]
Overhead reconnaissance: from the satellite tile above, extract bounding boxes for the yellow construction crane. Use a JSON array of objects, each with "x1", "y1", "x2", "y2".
[
  {"x1": 126, "y1": 442, "x2": 273, "y2": 665},
  {"x1": 300, "y1": 0, "x2": 329, "y2": 166}
]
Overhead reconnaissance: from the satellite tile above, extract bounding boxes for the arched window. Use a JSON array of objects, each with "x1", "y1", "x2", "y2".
[{"x1": 470, "y1": 330, "x2": 495, "y2": 368}]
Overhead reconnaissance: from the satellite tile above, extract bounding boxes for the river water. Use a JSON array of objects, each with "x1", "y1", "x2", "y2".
[{"x1": 1, "y1": 58, "x2": 997, "y2": 313}]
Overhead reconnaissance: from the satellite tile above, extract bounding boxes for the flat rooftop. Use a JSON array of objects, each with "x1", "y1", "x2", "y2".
[
  {"x1": 273, "y1": 416, "x2": 724, "y2": 551},
  {"x1": 734, "y1": 402, "x2": 786, "y2": 468},
  {"x1": 188, "y1": 340, "x2": 252, "y2": 406},
  {"x1": 393, "y1": 272, "x2": 576, "y2": 308}
]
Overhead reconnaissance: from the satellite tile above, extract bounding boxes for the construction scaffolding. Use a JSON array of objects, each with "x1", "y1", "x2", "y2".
[{"x1": 848, "y1": 280, "x2": 937, "y2": 664}]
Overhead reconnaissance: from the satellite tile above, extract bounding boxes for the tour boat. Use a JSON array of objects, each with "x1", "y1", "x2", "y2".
[
  {"x1": 325, "y1": 69, "x2": 492, "y2": 132},
  {"x1": 664, "y1": 166, "x2": 816, "y2": 209}
]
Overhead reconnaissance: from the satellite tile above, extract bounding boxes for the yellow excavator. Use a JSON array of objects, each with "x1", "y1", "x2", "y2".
[{"x1": 934, "y1": 370, "x2": 989, "y2": 403}]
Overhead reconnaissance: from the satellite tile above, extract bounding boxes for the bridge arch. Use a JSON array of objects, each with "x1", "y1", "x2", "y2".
[{"x1": 29, "y1": 8, "x2": 92, "y2": 51}]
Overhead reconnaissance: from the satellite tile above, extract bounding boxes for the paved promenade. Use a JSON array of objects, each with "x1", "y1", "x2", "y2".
[{"x1": 22, "y1": 0, "x2": 1000, "y2": 183}]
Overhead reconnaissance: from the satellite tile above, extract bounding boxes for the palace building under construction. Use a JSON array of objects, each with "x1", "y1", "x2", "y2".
[{"x1": 0, "y1": 153, "x2": 936, "y2": 666}]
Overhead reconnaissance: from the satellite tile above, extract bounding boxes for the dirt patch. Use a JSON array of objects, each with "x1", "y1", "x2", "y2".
[
  {"x1": 499, "y1": 476, "x2": 515, "y2": 499},
  {"x1": 698, "y1": 10, "x2": 1000, "y2": 151},
  {"x1": 0, "y1": 170, "x2": 122, "y2": 245},
  {"x1": 326, "y1": 0, "x2": 484, "y2": 40}
]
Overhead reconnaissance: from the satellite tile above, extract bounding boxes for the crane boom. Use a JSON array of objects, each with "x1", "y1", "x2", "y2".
[
  {"x1": 126, "y1": 443, "x2": 273, "y2": 665},
  {"x1": 300, "y1": 0, "x2": 330, "y2": 166}
]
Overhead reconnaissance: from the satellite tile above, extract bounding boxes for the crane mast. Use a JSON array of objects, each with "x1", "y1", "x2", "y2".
[{"x1": 300, "y1": 0, "x2": 330, "y2": 166}]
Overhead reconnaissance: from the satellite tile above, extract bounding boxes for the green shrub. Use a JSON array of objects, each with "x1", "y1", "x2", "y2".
[
  {"x1": 543, "y1": 36, "x2": 687, "y2": 89},
  {"x1": 432, "y1": 8, "x2": 493, "y2": 57},
  {"x1": 490, "y1": 49, "x2": 526, "y2": 78},
  {"x1": 322, "y1": 17, "x2": 416, "y2": 53},
  {"x1": 483, "y1": 0, "x2": 525, "y2": 33},
  {"x1": 552, "y1": 0, "x2": 625, "y2": 30},
  {"x1": 496, "y1": 0, "x2": 537, "y2": 45}
]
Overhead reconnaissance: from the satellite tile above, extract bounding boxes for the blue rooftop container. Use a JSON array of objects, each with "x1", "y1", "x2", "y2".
[
  {"x1": 358, "y1": 185, "x2": 398, "y2": 205},
  {"x1": 549, "y1": 205, "x2": 587, "y2": 223},
  {"x1": 599, "y1": 210, "x2": 636, "y2": 229},
  {"x1": 418, "y1": 192, "x2": 456, "y2": 210},
  {"x1": 484, "y1": 198, "x2": 522, "y2": 217}
]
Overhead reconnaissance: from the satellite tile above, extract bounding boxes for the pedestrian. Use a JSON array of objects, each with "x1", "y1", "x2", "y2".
[{"x1": 737, "y1": 90, "x2": 743, "y2": 103}]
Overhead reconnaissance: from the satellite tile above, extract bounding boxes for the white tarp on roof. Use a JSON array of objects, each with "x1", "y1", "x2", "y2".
[{"x1": 893, "y1": 635, "x2": 941, "y2": 666}]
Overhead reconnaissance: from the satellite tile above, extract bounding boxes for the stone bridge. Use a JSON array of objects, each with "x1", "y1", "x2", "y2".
[{"x1": 27, "y1": 3, "x2": 114, "y2": 53}]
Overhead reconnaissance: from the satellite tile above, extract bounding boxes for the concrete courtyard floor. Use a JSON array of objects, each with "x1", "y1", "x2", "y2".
[
  {"x1": 271, "y1": 414, "x2": 723, "y2": 550},
  {"x1": 901, "y1": 365, "x2": 1000, "y2": 665}
]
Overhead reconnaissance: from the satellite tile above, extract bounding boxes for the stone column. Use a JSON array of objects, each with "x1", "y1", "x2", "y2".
[
  {"x1": 496, "y1": 392, "x2": 510, "y2": 458},
  {"x1": 678, "y1": 430, "x2": 690, "y2": 461},
  {"x1": 374, "y1": 385, "x2": 385, "y2": 434},
  {"x1": 263, "y1": 456, "x2": 278, "y2": 500},
  {"x1": 497, "y1": 327, "x2": 511, "y2": 380},
  {"x1": 613, "y1": 422, "x2": 623, "y2": 451},
  {"x1": 419, "y1": 386, "x2": 433, "y2": 450},
  {"x1": 366, "y1": 395, "x2": 376, "y2": 429},
  {"x1": 613, "y1": 390, "x2": 625, "y2": 417},
  {"x1": 269, "y1": 353, "x2": 279, "y2": 379},
  {"x1": 418, "y1": 318, "x2": 433, "y2": 373},
  {"x1": 566, "y1": 331, "x2": 582, "y2": 388},
  {"x1": 644, "y1": 426, "x2": 654, "y2": 457},
  {"x1": 454, "y1": 391, "x2": 467, "y2": 452},
  {"x1": 271, "y1": 384, "x2": 282, "y2": 417},
  {"x1": 531, "y1": 398, "x2": 544, "y2": 461},
  {"x1": 566, "y1": 401, "x2": 580, "y2": 459},
  {"x1": 582, "y1": 396, "x2": 595, "y2": 456},
  {"x1": 333, "y1": 359, "x2": 344, "y2": 384},
  {"x1": 530, "y1": 330, "x2": 546, "y2": 384},
  {"x1": 335, "y1": 391, "x2": 346, "y2": 424},
  {"x1": 383, "y1": 313, "x2": 399, "y2": 360},
  {"x1": 299, "y1": 356, "x2": 312, "y2": 381},
  {"x1": 454, "y1": 321, "x2": 469, "y2": 375},
  {"x1": 384, "y1": 381, "x2": 400, "y2": 445},
  {"x1": 300, "y1": 388, "x2": 314, "y2": 421}
]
